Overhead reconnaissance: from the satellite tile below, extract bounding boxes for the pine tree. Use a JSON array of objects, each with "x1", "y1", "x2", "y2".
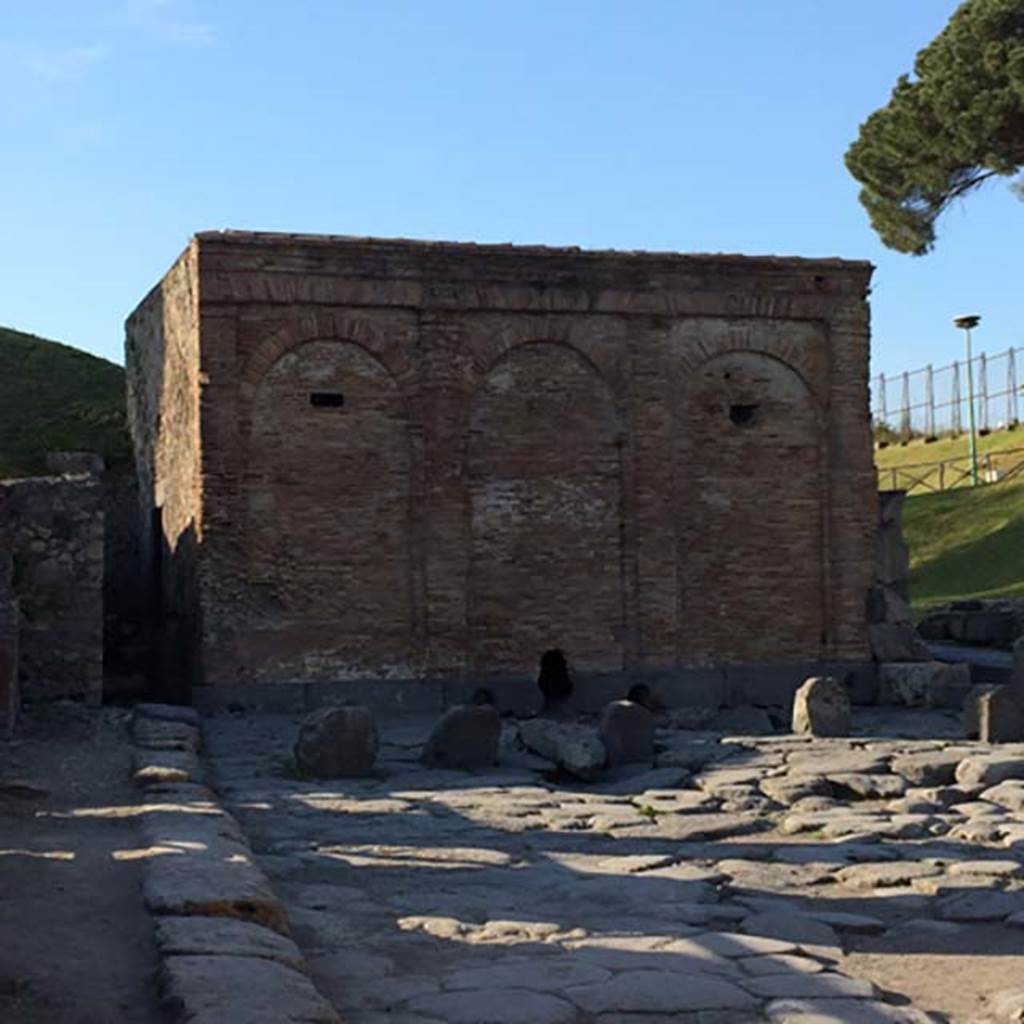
[{"x1": 845, "y1": 0, "x2": 1024, "y2": 254}]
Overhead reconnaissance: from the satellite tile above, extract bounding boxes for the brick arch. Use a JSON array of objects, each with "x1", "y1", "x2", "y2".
[
  {"x1": 465, "y1": 340, "x2": 626, "y2": 676},
  {"x1": 240, "y1": 338, "x2": 417, "y2": 681},
  {"x1": 239, "y1": 311, "x2": 412, "y2": 402},
  {"x1": 675, "y1": 348, "x2": 827, "y2": 665},
  {"x1": 669, "y1": 320, "x2": 824, "y2": 401},
  {"x1": 467, "y1": 320, "x2": 627, "y2": 405}
]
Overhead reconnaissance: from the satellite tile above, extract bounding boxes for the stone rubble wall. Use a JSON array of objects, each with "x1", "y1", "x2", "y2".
[
  {"x1": 128, "y1": 232, "x2": 877, "y2": 696},
  {"x1": 0, "y1": 551, "x2": 18, "y2": 734},
  {"x1": 0, "y1": 474, "x2": 104, "y2": 703}
]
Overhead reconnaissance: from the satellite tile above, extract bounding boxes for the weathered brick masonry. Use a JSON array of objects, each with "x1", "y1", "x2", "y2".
[{"x1": 126, "y1": 232, "x2": 876, "y2": 700}]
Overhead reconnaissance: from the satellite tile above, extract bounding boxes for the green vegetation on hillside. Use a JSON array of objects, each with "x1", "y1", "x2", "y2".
[
  {"x1": 0, "y1": 326, "x2": 131, "y2": 478},
  {"x1": 904, "y1": 476, "x2": 1024, "y2": 613}
]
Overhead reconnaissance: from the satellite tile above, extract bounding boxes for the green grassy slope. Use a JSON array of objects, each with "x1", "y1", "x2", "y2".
[
  {"x1": 0, "y1": 326, "x2": 131, "y2": 478},
  {"x1": 904, "y1": 477, "x2": 1024, "y2": 613},
  {"x1": 875, "y1": 428, "x2": 1024, "y2": 495}
]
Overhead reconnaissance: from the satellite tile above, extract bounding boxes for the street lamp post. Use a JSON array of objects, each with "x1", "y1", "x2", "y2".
[{"x1": 954, "y1": 314, "x2": 981, "y2": 486}]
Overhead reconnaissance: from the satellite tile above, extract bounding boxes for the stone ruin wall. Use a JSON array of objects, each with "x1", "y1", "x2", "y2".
[
  {"x1": 0, "y1": 474, "x2": 104, "y2": 708},
  {"x1": 128, "y1": 233, "x2": 877, "y2": 698}
]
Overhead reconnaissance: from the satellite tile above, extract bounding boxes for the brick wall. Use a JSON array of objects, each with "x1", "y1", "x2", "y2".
[
  {"x1": 125, "y1": 244, "x2": 202, "y2": 695},
  {"x1": 127, "y1": 233, "x2": 876, "y2": 693}
]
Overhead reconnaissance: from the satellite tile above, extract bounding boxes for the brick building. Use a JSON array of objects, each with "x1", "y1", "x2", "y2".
[{"x1": 126, "y1": 231, "x2": 876, "y2": 707}]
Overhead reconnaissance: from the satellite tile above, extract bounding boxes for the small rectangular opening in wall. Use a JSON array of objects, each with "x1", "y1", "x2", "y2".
[{"x1": 309, "y1": 392, "x2": 344, "y2": 408}]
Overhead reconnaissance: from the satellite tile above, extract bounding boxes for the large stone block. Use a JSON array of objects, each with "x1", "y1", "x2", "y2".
[
  {"x1": 0, "y1": 594, "x2": 18, "y2": 737},
  {"x1": 598, "y1": 699, "x2": 655, "y2": 766},
  {"x1": 792, "y1": 676, "x2": 850, "y2": 737},
  {"x1": 869, "y1": 622, "x2": 931, "y2": 662},
  {"x1": 878, "y1": 661, "x2": 972, "y2": 709},
  {"x1": 293, "y1": 705, "x2": 378, "y2": 778},
  {"x1": 420, "y1": 703, "x2": 500, "y2": 770},
  {"x1": 979, "y1": 687, "x2": 1024, "y2": 744}
]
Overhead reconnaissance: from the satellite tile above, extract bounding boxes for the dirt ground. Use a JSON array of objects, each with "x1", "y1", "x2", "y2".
[{"x1": 0, "y1": 704, "x2": 167, "y2": 1024}]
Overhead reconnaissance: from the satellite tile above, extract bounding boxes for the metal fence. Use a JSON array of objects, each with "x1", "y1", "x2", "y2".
[
  {"x1": 877, "y1": 445, "x2": 1024, "y2": 494},
  {"x1": 873, "y1": 346, "x2": 1022, "y2": 439}
]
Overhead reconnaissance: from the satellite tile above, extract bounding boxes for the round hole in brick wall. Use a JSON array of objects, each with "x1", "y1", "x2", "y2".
[{"x1": 729, "y1": 402, "x2": 760, "y2": 427}]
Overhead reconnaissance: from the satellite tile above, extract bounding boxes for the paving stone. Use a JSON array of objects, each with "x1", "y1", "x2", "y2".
[
  {"x1": 890, "y1": 748, "x2": 973, "y2": 786},
  {"x1": 136, "y1": 702, "x2": 201, "y2": 726},
  {"x1": 836, "y1": 861, "x2": 942, "y2": 890},
  {"x1": 740, "y1": 912, "x2": 839, "y2": 951},
  {"x1": 739, "y1": 953, "x2": 827, "y2": 976},
  {"x1": 980, "y1": 781, "x2": 1024, "y2": 813},
  {"x1": 309, "y1": 949, "x2": 395, "y2": 979},
  {"x1": 564, "y1": 970, "x2": 758, "y2": 1013},
  {"x1": 711, "y1": 707, "x2": 776, "y2": 735},
  {"x1": 987, "y1": 987, "x2": 1024, "y2": 1023},
  {"x1": 766, "y1": 998, "x2": 936, "y2": 1022},
  {"x1": 160, "y1": 954, "x2": 339, "y2": 1023},
  {"x1": 442, "y1": 958, "x2": 611, "y2": 992},
  {"x1": 743, "y1": 972, "x2": 876, "y2": 1000},
  {"x1": 947, "y1": 858, "x2": 1023, "y2": 878},
  {"x1": 938, "y1": 889, "x2": 1024, "y2": 921},
  {"x1": 957, "y1": 753, "x2": 1024, "y2": 788},
  {"x1": 760, "y1": 774, "x2": 833, "y2": 806},
  {"x1": 407, "y1": 988, "x2": 578, "y2": 1024},
  {"x1": 143, "y1": 841, "x2": 289, "y2": 934},
  {"x1": 788, "y1": 750, "x2": 889, "y2": 776},
  {"x1": 134, "y1": 716, "x2": 201, "y2": 752},
  {"x1": 827, "y1": 773, "x2": 906, "y2": 800},
  {"x1": 133, "y1": 748, "x2": 204, "y2": 786},
  {"x1": 153, "y1": 916, "x2": 307, "y2": 972},
  {"x1": 334, "y1": 974, "x2": 441, "y2": 1012}
]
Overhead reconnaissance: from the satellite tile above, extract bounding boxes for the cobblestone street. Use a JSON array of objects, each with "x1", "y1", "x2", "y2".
[{"x1": 203, "y1": 709, "x2": 1024, "y2": 1024}]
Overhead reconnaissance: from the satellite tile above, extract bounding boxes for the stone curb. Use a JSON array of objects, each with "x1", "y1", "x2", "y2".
[{"x1": 131, "y1": 704, "x2": 341, "y2": 1024}]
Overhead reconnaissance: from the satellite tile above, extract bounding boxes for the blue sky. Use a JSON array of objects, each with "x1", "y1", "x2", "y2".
[{"x1": 1, "y1": 1, "x2": 1020, "y2": 385}]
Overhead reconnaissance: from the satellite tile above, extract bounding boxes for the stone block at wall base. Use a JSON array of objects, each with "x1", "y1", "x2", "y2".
[
  {"x1": 0, "y1": 597, "x2": 18, "y2": 737},
  {"x1": 878, "y1": 661, "x2": 973, "y2": 709},
  {"x1": 190, "y1": 662, "x2": 876, "y2": 716}
]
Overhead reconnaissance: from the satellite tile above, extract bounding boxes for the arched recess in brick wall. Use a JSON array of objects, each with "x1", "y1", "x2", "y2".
[
  {"x1": 676, "y1": 350, "x2": 825, "y2": 664},
  {"x1": 243, "y1": 339, "x2": 415, "y2": 680},
  {"x1": 467, "y1": 341, "x2": 625, "y2": 676}
]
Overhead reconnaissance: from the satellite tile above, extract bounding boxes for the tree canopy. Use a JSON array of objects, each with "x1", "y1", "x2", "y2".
[{"x1": 845, "y1": 0, "x2": 1024, "y2": 255}]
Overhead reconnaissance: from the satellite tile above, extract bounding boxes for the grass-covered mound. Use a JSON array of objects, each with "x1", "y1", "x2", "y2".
[{"x1": 0, "y1": 326, "x2": 131, "y2": 478}]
